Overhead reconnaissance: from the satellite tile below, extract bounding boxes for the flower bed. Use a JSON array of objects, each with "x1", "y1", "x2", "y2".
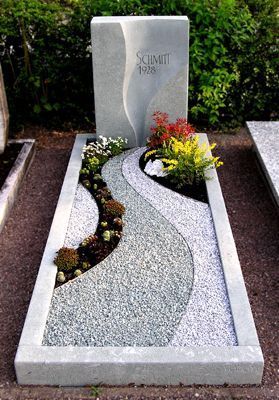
[{"x1": 15, "y1": 132, "x2": 263, "y2": 386}]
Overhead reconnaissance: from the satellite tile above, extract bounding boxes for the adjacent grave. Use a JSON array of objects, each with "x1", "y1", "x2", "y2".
[
  {"x1": 91, "y1": 16, "x2": 189, "y2": 147},
  {"x1": 0, "y1": 64, "x2": 35, "y2": 233},
  {"x1": 247, "y1": 121, "x2": 279, "y2": 207},
  {"x1": 0, "y1": 64, "x2": 9, "y2": 154}
]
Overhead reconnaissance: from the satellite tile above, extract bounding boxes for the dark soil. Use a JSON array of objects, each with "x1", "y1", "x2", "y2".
[
  {"x1": 0, "y1": 126, "x2": 278, "y2": 399},
  {"x1": 139, "y1": 150, "x2": 208, "y2": 203},
  {"x1": 55, "y1": 175, "x2": 124, "y2": 288},
  {"x1": 0, "y1": 143, "x2": 23, "y2": 187}
]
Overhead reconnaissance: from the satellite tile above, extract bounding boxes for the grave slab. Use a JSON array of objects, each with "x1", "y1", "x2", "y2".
[
  {"x1": 91, "y1": 16, "x2": 189, "y2": 147},
  {"x1": 246, "y1": 121, "x2": 279, "y2": 207},
  {"x1": 0, "y1": 139, "x2": 36, "y2": 233},
  {"x1": 15, "y1": 134, "x2": 263, "y2": 386}
]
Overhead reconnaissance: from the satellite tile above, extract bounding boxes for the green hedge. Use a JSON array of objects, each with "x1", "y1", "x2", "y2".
[{"x1": 0, "y1": 0, "x2": 278, "y2": 130}]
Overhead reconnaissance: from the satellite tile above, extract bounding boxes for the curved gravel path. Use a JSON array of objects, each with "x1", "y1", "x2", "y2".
[
  {"x1": 64, "y1": 183, "x2": 99, "y2": 248},
  {"x1": 123, "y1": 148, "x2": 237, "y2": 346},
  {"x1": 43, "y1": 151, "x2": 194, "y2": 346}
]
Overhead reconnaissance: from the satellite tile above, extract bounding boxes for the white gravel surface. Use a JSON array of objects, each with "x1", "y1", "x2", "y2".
[
  {"x1": 43, "y1": 151, "x2": 194, "y2": 346},
  {"x1": 43, "y1": 148, "x2": 237, "y2": 347},
  {"x1": 122, "y1": 148, "x2": 237, "y2": 346},
  {"x1": 64, "y1": 183, "x2": 99, "y2": 248}
]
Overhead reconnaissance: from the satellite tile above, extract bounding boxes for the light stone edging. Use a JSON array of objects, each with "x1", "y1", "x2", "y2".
[
  {"x1": 0, "y1": 139, "x2": 36, "y2": 233},
  {"x1": 14, "y1": 134, "x2": 264, "y2": 385},
  {"x1": 246, "y1": 121, "x2": 279, "y2": 208}
]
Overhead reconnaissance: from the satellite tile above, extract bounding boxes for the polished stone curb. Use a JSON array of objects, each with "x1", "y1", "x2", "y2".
[
  {"x1": 246, "y1": 121, "x2": 279, "y2": 208},
  {"x1": 0, "y1": 139, "x2": 35, "y2": 233},
  {"x1": 15, "y1": 134, "x2": 264, "y2": 386}
]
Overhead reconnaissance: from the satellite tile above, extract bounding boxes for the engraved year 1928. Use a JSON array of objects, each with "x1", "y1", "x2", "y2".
[{"x1": 136, "y1": 51, "x2": 170, "y2": 75}]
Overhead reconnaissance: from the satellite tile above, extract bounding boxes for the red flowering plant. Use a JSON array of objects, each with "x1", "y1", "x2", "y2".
[{"x1": 147, "y1": 111, "x2": 195, "y2": 149}]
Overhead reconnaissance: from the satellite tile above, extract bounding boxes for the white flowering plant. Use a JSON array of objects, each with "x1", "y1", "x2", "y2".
[{"x1": 82, "y1": 136, "x2": 127, "y2": 167}]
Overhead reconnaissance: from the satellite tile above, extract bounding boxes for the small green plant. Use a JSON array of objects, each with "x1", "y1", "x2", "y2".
[
  {"x1": 158, "y1": 135, "x2": 223, "y2": 187},
  {"x1": 102, "y1": 230, "x2": 111, "y2": 242},
  {"x1": 90, "y1": 385, "x2": 102, "y2": 398},
  {"x1": 81, "y1": 234, "x2": 98, "y2": 248},
  {"x1": 56, "y1": 271, "x2": 65, "y2": 283},
  {"x1": 86, "y1": 157, "x2": 100, "y2": 173},
  {"x1": 104, "y1": 199, "x2": 126, "y2": 217},
  {"x1": 54, "y1": 247, "x2": 79, "y2": 272}
]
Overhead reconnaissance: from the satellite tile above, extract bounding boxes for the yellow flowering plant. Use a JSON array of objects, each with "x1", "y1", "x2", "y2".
[{"x1": 155, "y1": 135, "x2": 223, "y2": 188}]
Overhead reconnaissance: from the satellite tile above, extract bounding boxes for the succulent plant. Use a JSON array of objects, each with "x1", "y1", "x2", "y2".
[
  {"x1": 82, "y1": 261, "x2": 91, "y2": 270},
  {"x1": 82, "y1": 179, "x2": 91, "y2": 189},
  {"x1": 114, "y1": 230, "x2": 122, "y2": 239},
  {"x1": 104, "y1": 199, "x2": 125, "y2": 217},
  {"x1": 81, "y1": 234, "x2": 98, "y2": 247},
  {"x1": 100, "y1": 221, "x2": 108, "y2": 228},
  {"x1": 102, "y1": 230, "x2": 111, "y2": 242},
  {"x1": 93, "y1": 184, "x2": 98, "y2": 190},
  {"x1": 96, "y1": 187, "x2": 111, "y2": 200},
  {"x1": 100, "y1": 197, "x2": 106, "y2": 205},
  {"x1": 113, "y1": 217, "x2": 123, "y2": 227},
  {"x1": 57, "y1": 271, "x2": 66, "y2": 283},
  {"x1": 74, "y1": 269, "x2": 82, "y2": 277},
  {"x1": 79, "y1": 168, "x2": 89, "y2": 175},
  {"x1": 54, "y1": 247, "x2": 79, "y2": 272},
  {"x1": 93, "y1": 174, "x2": 102, "y2": 181}
]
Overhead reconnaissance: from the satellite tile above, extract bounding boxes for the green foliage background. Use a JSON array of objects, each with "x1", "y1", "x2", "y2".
[{"x1": 0, "y1": 0, "x2": 278, "y2": 130}]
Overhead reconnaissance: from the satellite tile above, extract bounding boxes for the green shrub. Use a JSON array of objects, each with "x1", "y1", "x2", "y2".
[
  {"x1": 0, "y1": 0, "x2": 96, "y2": 128},
  {"x1": 0, "y1": 0, "x2": 277, "y2": 130}
]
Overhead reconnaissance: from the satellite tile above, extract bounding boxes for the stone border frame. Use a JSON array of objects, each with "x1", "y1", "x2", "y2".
[
  {"x1": 0, "y1": 139, "x2": 36, "y2": 233},
  {"x1": 15, "y1": 134, "x2": 263, "y2": 386},
  {"x1": 246, "y1": 121, "x2": 279, "y2": 208}
]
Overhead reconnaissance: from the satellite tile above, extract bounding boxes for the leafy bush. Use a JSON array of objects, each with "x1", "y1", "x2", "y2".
[
  {"x1": 158, "y1": 136, "x2": 223, "y2": 187},
  {"x1": 0, "y1": 0, "x2": 277, "y2": 129},
  {"x1": 147, "y1": 111, "x2": 195, "y2": 148},
  {"x1": 0, "y1": 0, "x2": 96, "y2": 128},
  {"x1": 144, "y1": 112, "x2": 222, "y2": 187}
]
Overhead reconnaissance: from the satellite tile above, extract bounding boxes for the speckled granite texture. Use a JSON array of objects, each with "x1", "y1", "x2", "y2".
[
  {"x1": 43, "y1": 151, "x2": 194, "y2": 346},
  {"x1": 43, "y1": 149, "x2": 237, "y2": 347},
  {"x1": 64, "y1": 183, "x2": 99, "y2": 248},
  {"x1": 123, "y1": 149, "x2": 237, "y2": 346},
  {"x1": 247, "y1": 121, "x2": 279, "y2": 205}
]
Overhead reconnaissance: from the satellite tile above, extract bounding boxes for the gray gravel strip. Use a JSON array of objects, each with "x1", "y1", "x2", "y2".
[
  {"x1": 64, "y1": 183, "x2": 99, "y2": 248},
  {"x1": 122, "y1": 148, "x2": 237, "y2": 346},
  {"x1": 43, "y1": 151, "x2": 194, "y2": 346}
]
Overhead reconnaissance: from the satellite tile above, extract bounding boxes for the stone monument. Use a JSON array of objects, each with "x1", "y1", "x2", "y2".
[
  {"x1": 0, "y1": 64, "x2": 9, "y2": 154},
  {"x1": 91, "y1": 16, "x2": 189, "y2": 147}
]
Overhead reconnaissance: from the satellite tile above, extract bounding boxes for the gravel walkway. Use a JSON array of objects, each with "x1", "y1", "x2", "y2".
[
  {"x1": 43, "y1": 151, "x2": 194, "y2": 347},
  {"x1": 123, "y1": 148, "x2": 237, "y2": 346},
  {"x1": 0, "y1": 127, "x2": 278, "y2": 399}
]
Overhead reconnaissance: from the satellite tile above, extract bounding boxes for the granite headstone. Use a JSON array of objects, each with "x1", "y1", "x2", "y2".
[
  {"x1": 0, "y1": 64, "x2": 9, "y2": 154},
  {"x1": 91, "y1": 16, "x2": 189, "y2": 147}
]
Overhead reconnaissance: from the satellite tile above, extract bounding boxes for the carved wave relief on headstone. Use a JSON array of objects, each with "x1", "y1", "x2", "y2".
[{"x1": 91, "y1": 17, "x2": 189, "y2": 147}]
